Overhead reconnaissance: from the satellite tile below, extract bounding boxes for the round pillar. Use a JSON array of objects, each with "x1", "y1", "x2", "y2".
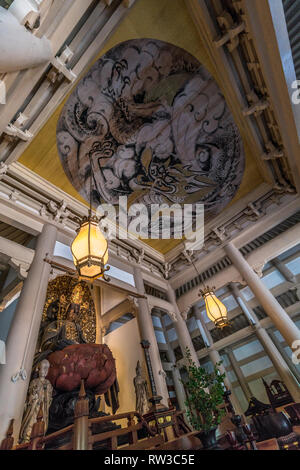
[
  {"x1": 271, "y1": 258, "x2": 296, "y2": 284},
  {"x1": 166, "y1": 347, "x2": 187, "y2": 412},
  {"x1": 166, "y1": 284, "x2": 200, "y2": 366},
  {"x1": 225, "y1": 348, "x2": 252, "y2": 402},
  {"x1": 230, "y1": 283, "x2": 300, "y2": 401},
  {"x1": 0, "y1": 223, "x2": 57, "y2": 442},
  {"x1": 224, "y1": 242, "x2": 300, "y2": 349},
  {"x1": 133, "y1": 266, "x2": 169, "y2": 406},
  {"x1": 256, "y1": 327, "x2": 300, "y2": 401}
]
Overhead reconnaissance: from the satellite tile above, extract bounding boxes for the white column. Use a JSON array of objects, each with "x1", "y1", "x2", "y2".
[
  {"x1": 133, "y1": 266, "x2": 169, "y2": 406},
  {"x1": 192, "y1": 306, "x2": 243, "y2": 415},
  {"x1": 271, "y1": 258, "x2": 297, "y2": 284},
  {"x1": 159, "y1": 314, "x2": 187, "y2": 412},
  {"x1": 166, "y1": 284, "x2": 200, "y2": 366},
  {"x1": 268, "y1": 329, "x2": 300, "y2": 387},
  {"x1": 0, "y1": 8, "x2": 52, "y2": 73},
  {"x1": 0, "y1": 223, "x2": 57, "y2": 442},
  {"x1": 225, "y1": 348, "x2": 252, "y2": 401},
  {"x1": 256, "y1": 328, "x2": 300, "y2": 401},
  {"x1": 224, "y1": 241, "x2": 300, "y2": 349},
  {"x1": 230, "y1": 283, "x2": 300, "y2": 401},
  {"x1": 166, "y1": 346, "x2": 187, "y2": 413}
]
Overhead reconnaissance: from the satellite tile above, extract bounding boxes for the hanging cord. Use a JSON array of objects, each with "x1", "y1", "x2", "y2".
[
  {"x1": 87, "y1": 153, "x2": 93, "y2": 263},
  {"x1": 190, "y1": 256, "x2": 206, "y2": 291}
]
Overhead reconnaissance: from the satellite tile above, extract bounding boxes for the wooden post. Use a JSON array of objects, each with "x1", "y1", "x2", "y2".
[
  {"x1": 73, "y1": 380, "x2": 89, "y2": 450},
  {"x1": 243, "y1": 423, "x2": 257, "y2": 450},
  {"x1": 0, "y1": 419, "x2": 14, "y2": 450},
  {"x1": 127, "y1": 412, "x2": 137, "y2": 445}
]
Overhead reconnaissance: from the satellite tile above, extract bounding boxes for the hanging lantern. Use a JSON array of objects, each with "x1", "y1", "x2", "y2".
[
  {"x1": 71, "y1": 214, "x2": 109, "y2": 280},
  {"x1": 200, "y1": 286, "x2": 229, "y2": 329}
]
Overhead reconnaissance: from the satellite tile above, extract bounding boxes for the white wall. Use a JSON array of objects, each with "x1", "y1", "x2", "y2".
[{"x1": 103, "y1": 318, "x2": 148, "y2": 417}]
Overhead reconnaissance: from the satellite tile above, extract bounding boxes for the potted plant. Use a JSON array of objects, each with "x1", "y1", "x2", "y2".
[{"x1": 182, "y1": 348, "x2": 226, "y2": 449}]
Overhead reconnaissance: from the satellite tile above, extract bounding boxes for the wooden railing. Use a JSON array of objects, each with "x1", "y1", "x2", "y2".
[
  {"x1": 88, "y1": 412, "x2": 161, "y2": 450},
  {"x1": 1, "y1": 381, "x2": 191, "y2": 450}
]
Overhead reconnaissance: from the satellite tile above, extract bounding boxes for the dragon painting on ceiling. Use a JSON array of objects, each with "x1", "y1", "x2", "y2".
[{"x1": 57, "y1": 39, "x2": 245, "y2": 220}]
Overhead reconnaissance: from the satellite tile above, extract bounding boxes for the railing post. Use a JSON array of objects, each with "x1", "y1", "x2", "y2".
[
  {"x1": 73, "y1": 380, "x2": 89, "y2": 450},
  {"x1": 127, "y1": 412, "x2": 137, "y2": 444},
  {"x1": 0, "y1": 419, "x2": 14, "y2": 450}
]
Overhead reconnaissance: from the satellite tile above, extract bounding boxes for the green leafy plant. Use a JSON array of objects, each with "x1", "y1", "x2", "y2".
[{"x1": 183, "y1": 348, "x2": 226, "y2": 433}]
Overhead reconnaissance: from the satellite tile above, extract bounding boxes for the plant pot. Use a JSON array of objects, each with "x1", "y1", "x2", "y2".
[{"x1": 197, "y1": 427, "x2": 220, "y2": 449}]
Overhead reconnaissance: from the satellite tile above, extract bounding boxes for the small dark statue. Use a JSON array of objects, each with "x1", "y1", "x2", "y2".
[{"x1": 133, "y1": 361, "x2": 149, "y2": 416}]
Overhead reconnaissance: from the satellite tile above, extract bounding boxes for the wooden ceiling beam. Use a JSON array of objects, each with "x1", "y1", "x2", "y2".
[{"x1": 185, "y1": 0, "x2": 273, "y2": 185}]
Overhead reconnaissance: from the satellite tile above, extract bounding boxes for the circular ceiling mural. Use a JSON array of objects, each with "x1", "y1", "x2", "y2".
[{"x1": 57, "y1": 39, "x2": 245, "y2": 219}]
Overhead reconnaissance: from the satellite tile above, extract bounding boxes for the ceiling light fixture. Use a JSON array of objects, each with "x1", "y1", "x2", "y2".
[
  {"x1": 190, "y1": 256, "x2": 229, "y2": 329},
  {"x1": 200, "y1": 286, "x2": 229, "y2": 329},
  {"x1": 71, "y1": 154, "x2": 109, "y2": 281}
]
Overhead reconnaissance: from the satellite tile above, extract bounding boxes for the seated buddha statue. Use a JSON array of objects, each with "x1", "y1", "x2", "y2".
[{"x1": 34, "y1": 284, "x2": 88, "y2": 367}]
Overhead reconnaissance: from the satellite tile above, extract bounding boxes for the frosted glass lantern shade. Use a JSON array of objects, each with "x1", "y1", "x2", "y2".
[
  {"x1": 71, "y1": 219, "x2": 108, "y2": 280},
  {"x1": 202, "y1": 290, "x2": 229, "y2": 328}
]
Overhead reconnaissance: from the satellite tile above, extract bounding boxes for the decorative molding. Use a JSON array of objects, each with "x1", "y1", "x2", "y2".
[
  {"x1": 212, "y1": 227, "x2": 228, "y2": 243},
  {"x1": 252, "y1": 262, "x2": 267, "y2": 279},
  {"x1": 230, "y1": 274, "x2": 247, "y2": 286},
  {"x1": 243, "y1": 97, "x2": 269, "y2": 117},
  {"x1": 9, "y1": 0, "x2": 53, "y2": 30},
  {"x1": 8, "y1": 258, "x2": 30, "y2": 279},
  {"x1": 4, "y1": 124, "x2": 33, "y2": 143},
  {"x1": 168, "y1": 311, "x2": 178, "y2": 323},
  {"x1": 0, "y1": 279, "x2": 23, "y2": 312},
  {"x1": 0, "y1": 163, "x2": 167, "y2": 280},
  {"x1": 0, "y1": 162, "x2": 8, "y2": 180},
  {"x1": 0, "y1": 236, "x2": 34, "y2": 278},
  {"x1": 181, "y1": 306, "x2": 192, "y2": 322},
  {"x1": 169, "y1": 188, "x2": 296, "y2": 278},
  {"x1": 46, "y1": 199, "x2": 70, "y2": 223},
  {"x1": 127, "y1": 294, "x2": 139, "y2": 312},
  {"x1": 132, "y1": 247, "x2": 145, "y2": 264},
  {"x1": 262, "y1": 141, "x2": 284, "y2": 161},
  {"x1": 214, "y1": 11, "x2": 245, "y2": 52},
  {"x1": 100, "y1": 326, "x2": 108, "y2": 337},
  {"x1": 158, "y1": 369, "x2": 167, "y2": 379},
  {"x1": 161, "y1": 262, "x2": 171, "y2": 280},
  {"x1": 49, "y1": 46, "x2": 77, "y2": 83},
  {"x1": 244, "y1": 202, "x2": 265, "y2": 221}
]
